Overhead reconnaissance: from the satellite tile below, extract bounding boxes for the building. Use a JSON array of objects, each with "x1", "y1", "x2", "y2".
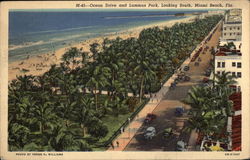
[
  {"x1": 220, "y1": 9, "x2": 242, "y2": 42},
  {"x1": 227, "y1": 92, "x2": 242, "y2": 151},
  {"x1": 197, "y1": 10, "x2": 225, "y2": 19},
  {"x1": 215, "y1": 9, "x2": 242, "y2": 91},
  {"x1": 214, "y1": 47, "x2": 242, "y2": 91}
]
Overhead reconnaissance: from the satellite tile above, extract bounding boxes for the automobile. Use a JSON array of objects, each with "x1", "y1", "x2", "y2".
[
  {"x1": 175, "y1": 106, "x2": 184, "y2": 116},
  {"x1": 194, "y1": 62, "x2": 199, "y2": 66},
  {"x1": 144, "y1": 113, "x2": 157, "y2": 123},
  {"x1": 144, "y1": 127, "x2": 156, "y2": 140},
  {"x1": 183, "y1": 76, "x2": 191, "y2": 82},
  {"x1": 205, "y1": 69, "x2": 212, "y2": 76},
  {"x1": 176, "y1": 140, "x2": 187, "y2": 151},
  {"x1": 203, "y1": 77, "x2": 209, "y2": 83},
  {"x1": 183, "y1": 66, "x2": 190, "y2": 71},
  {"x1": 163, "y1": 127, "x2": 173, "y2": 139}
]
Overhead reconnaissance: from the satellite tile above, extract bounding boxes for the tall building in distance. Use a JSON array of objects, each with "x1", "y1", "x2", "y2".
[{"x1": 220, "y1": 9, "x2": 242, "y2": 43}]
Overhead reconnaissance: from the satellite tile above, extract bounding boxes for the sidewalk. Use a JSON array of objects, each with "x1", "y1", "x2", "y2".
[{"x1": 187, "y1": 129, "x2": 199, "y2": 151}]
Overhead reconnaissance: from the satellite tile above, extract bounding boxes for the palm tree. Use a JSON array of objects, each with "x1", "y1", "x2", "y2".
[
  {"x1": 215, "y1": 71, "x2": 237, "y2": 88},
  {"x1": 15, "y1": 75, "x2": 36, "y2": 91},
  {"x1": 89, "y1": 43, "x2": 100, "y2": 61},
  {"x1": 61, "y1": 47, "x2": 81, "y2": 69},
  {"x1": 8, "y1": 122, "x2": 31, "y2": 150},
  {"x1": 57, "y1": 99, "x2": 77, "y2": 127},
  {"x1": 86, "y1": 65, "x2": 111, "y2": 110},
  {"x1": 33, "y1": 101, "x2": 58, "y2": 134},
  {"x1": 72, "y1": 96, "x2": 95, "y2": 137}
]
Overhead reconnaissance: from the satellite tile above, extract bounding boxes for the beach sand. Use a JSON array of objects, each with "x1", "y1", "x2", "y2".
[{"x1": 8, "y1": 16, "x2": 196, "y2": 81}]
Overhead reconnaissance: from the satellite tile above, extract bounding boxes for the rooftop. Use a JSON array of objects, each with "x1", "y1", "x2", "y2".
[{"x1": 215, "y1": 47, "x2": 241, "y2": 56}]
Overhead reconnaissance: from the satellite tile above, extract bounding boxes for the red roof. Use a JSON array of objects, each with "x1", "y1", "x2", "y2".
[
  {"x1": 215, "y1": 47, "x2": 241, "y2": 56},
  {"x1": 219, "y1": 47, "x2": 240, "y2": 53},
  {"x1": 215, "y1": 51, "x2": 227, "y2": 56}
]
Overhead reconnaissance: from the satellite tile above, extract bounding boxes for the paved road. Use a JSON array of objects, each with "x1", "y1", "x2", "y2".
[{"x1": 124, "y1": 23, "x2": 222, "y2": 151}]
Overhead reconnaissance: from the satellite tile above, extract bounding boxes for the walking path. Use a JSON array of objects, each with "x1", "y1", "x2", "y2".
[{"x1": 107, "y1": 20, "x2": 222, "y2": 151}]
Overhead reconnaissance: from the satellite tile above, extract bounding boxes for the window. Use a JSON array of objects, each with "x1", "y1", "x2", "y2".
[
  {"x1": 232, "y1": 72, "x2": 236, "y2": 77},
  {"x1": 217, "y1": 71, "x2": 221, "y2": 75},
  {"x1": 232, "y1": 62, "x2": 236, "y2": 67},
  {"x1": 224, "y1": 33, "x2": 226, "y2": 36},
  {"x1": 237, "y1": 33, "x2": 241, "y2": 35},
  {"x1": 237, "y1": 72, "x2": 241, "y2": 78},
  {"x1": 217, "y1": 62, "x2": 221, "y2": 68},
  {"x1": 238, "y1": 27, "x2": 240, "y2": 30},
  {"x1": 224, "y1": 27, "x2": 226, "y2": 30},
  {"x1": 222, "y1": 62, "x2": 225, "y2": 68},
  {"x1": 237, "y1": 62, "x2": 241, "y2": 68},
  {"x1": 230, "y1": 27, "x2": 232, "y2": 30},
  {"x1": 230, "y1": 33, "x2": 232, "y2": 36}
]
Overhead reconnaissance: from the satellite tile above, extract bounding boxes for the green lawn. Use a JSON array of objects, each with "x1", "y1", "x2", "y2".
[{"x1": 92, "y1": 99, "x2": 148, "y2": 151}]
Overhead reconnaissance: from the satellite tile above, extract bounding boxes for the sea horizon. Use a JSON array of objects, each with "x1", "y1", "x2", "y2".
[{"x1": 9, "y1": 10, "x2": 208, "y2": 62}]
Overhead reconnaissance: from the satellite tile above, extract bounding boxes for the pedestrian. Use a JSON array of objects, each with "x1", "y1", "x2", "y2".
[
  {"x1": 116, "y1": 141, "x2": 119, "y2": 147},
  {"x1": 120, "y1": 127, "x2": 123, "y2": 133},
  {"x1": 111, "y1": 142, "x2": 114, "y2": 149}
]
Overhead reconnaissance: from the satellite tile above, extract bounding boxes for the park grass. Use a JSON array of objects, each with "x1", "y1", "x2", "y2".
[{"x1": 92, "y1": 99, "x2": 148, "y2": 151}]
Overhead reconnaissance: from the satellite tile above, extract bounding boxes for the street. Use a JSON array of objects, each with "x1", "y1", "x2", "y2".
[{"x1": 124, "y1": 23, "x2": 222, "y2": 151}]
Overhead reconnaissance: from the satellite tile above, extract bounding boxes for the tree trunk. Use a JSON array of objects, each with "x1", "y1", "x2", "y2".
[
  {"x1": 80, "y1": 124, "x2": 85, "y2": 137},
  {"x1": 139, "y1": 76, "x2": 145, "y2": 103},
  {"x1": 95, "y1": 86, "x2": 98, "y2": 111},
  {"x1": 39, "y1": 122, "x2": 43, "y2": 133}
]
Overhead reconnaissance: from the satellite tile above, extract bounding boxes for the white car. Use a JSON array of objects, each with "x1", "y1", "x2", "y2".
[
  {"x1": 176, "y1": 140, "x2": 187, "y2": 151},
  {"x1": 144, "y1": 127, "x2": 156, "y2": 140}
]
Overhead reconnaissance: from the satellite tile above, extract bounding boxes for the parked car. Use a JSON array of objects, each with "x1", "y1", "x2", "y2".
[
  {"x1": 176, "y1": 140, "x2": 187, "y2": 151},
  {"x1": 175, "y1": 106, "x2": 184, "y2": 116},
  {"x1": 183, "y1": 66, "x2": 190, "y2": 71},
  {"x1": 144, "y1": 127, "x2": 156, "y2": 140},
  {"x1": 205, "y1": 69, "x2": 211, "y2": 76},
  {"x1": 203, "y1": 77, "x2": 209, "y2": 83},
  {"x1": 163, "y1": 127, "x2": 173, "y2": 139},
  {"x1": 183, "y1": 76, "x2": 191, "y2": 82},
  {"x1": 144, "y1": 113, "x2": 157, "y2": 123}
]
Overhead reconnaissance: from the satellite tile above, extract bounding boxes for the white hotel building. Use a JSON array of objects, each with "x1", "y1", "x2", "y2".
[{"x1": 215, "y1": 48, "x2": 242, "y2": 91}]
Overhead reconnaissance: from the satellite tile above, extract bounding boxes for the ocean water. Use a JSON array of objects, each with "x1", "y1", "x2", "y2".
[{"x1": 9, "y1": 10, "x2": 207, "y2": 62}]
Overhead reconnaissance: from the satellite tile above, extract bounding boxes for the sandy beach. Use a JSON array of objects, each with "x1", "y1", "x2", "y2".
[{"x1": 8, "y1": 16, "x2": 196, "y2": 81}]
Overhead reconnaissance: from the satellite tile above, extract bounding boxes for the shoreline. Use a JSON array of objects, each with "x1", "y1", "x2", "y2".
[{"x1": 8, "y1": 15, "x2": 196, "y2": 81}]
